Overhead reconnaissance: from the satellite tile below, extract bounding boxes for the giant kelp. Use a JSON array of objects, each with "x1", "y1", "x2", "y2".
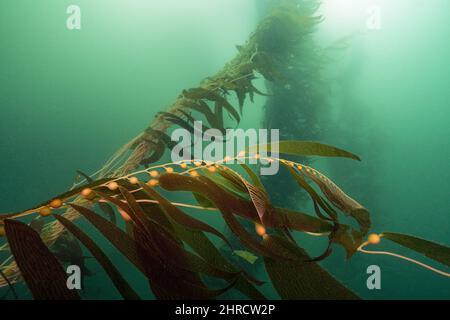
[
  {"x1": 0, "y1": 0, "x2": 327, "y2": 284},
  {"x1": 0, "y1": 0, "x2": 449, "y2": 299},
  {"x1": 0, "y1": 141, "x2": 449, "y2": 299}
]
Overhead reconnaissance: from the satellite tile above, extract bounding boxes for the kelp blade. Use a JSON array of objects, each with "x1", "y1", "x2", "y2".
[
  {"x1": 383, "y1": 232, "x2": 450, "y2": 267},
  {"x1": 69, "y1": 204, "x2": 144, "y2": 274},
  {"x1": 4, "y1": 219, "x2": 80, "y2": 300},
  {"x1": 54, "y1": 215, "x2": 141, "y2": 300},
  {"x1": 263, "y1": 235, "x2": 359, "y2": 300},
  {"x1": 247, "y1": 140, "x2": 361, "y2": 161}
]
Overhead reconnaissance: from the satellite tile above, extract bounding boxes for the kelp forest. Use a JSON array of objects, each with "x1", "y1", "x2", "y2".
[{"x1": 0, "y1": 0, "x2": 449, "y2": 300}]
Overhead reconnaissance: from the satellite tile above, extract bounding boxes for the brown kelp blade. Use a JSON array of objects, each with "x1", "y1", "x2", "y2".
[
  {"x1": 119, "y1": 186, "x2": 240, "y2": 299},
  {"x1": 70, "y1": 203, "x2": 238, "y2": 284},
  {"x1": 69, "y1": 204, "x2": 144, "y2": 273},
  {"x1": 139, "y1": 182, "x2": 233, "y2": 249},
  {"x1": 157, "y1": 173, "x2": 287, "y2": 259},
  {"x1": 98, "y1": 202, "x2": 117, "y2": 225},
  {"x1": 170, "y1": 222, "x2": 266, "y2": 299},
  {"x1": 283, "y1": 164, "x2": 337, "y2": 221},
  {"x1": 247, "y1": 140, "x2": 361, "y2": 161},
  {"x1": 54, "y1": 215, "x2": 140, "y2": 300},
  {"x1": 132, "y1": 217, "x2": 229, "y2": 300},
  {"x1": 278, "y1": 208, "x2": 333, "y2": 234},
  {"x1": 239, "y1": 164, "x2": 273, "y2": 225},
  {"x1": 262, "y1": 234, "x2": 359, "y2": 300},
  {"x1": 301, "y1": 165, "x2": 371, "y2": 234},
  {"x1": 382, "y1": 232, "x2": 450, "y2": 267},
  {"x1": 4, "y1": 219, "x2": 80, "y2": 300}
]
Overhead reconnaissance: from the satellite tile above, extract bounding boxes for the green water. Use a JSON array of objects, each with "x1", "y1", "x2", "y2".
[{"x1": 0, "y1": 0, "x2": 449, "y2": 299}]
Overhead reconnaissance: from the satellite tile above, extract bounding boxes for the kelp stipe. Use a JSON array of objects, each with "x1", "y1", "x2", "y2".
[{"x1": 357, "y1": 233, "x2": 450, "y2": 278}]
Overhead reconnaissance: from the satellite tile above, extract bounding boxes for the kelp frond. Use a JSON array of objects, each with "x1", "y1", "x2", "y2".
[{"x1": 0, "y1": 141, "x2": 448, "y2": 299}]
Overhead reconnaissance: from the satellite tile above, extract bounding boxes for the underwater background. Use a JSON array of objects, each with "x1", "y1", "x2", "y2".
[{"x1": 0, "y1": 0, "x2": 449, "y2": 299}]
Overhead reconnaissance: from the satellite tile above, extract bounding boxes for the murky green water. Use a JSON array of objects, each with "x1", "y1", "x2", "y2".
[{"x1": 0, "y1": 0, "x2": 448, "y2": 299}]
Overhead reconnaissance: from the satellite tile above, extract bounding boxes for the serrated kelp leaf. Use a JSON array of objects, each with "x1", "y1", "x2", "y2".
[
  {"x1": 301, "y1": 165, "x2": 371, "y2": 234},
  {"x1": 54, "y1": 215, "x2": 140, "y2": 300},
  {"x1": 240, "y1": 164, "x2": 265, "y2": 190},
  {"x1": 239, "y1": 164, "x2": 275, "y2": 226},
  {"x1": 4, "y1": 219, "x2": 80, "y2": 300},
  {"x1": 247, "y1": 140, "x2": 361, "y2": 161},
  {"x1": 98, "y1": 202, "x2": 116, "y2": 225},
  {"x1": 382, "y1": 232, "x2": 450, "y2": 267},
  {"x1": 216, "y1": 167, "x2": 249, "y2": 194},
  {"x1": 262, "y1": 235, "x2": 359, "y2": 300},
  {"x1": 283, "y1": 164, "x2": 337, "y2": 221},
  {"x1": 234, "y1": 250, "x2": 258, "y2": 264}
]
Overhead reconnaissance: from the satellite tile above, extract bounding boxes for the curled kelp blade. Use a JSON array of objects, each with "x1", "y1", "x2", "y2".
[
  {"x1": 4, "y1": 219, "x2": 80, "y2": 300},
  {"x1": 301, "y1": 165, "x2": 371, "y2": 235},
  {"x1": 282, "y1": 164, "x2": 337, "y2": 221},
  {"x1": 247, "y1": 140, "x2": 361, "y2": 161},
  {"x1": 158, "y1": 173, "x2": 292, "y2": 261},
  {"x1": 54, "y1": 215, "x2": 140, "y2": 300},
  {"x1": 239, "y1": 164, "x2": 275, "y2": 226},
  {"x1": 382, "y1": 232, "x2": 450, "y2": 267},
  {"x1": 262, "y1": 234, "x2": 359, "y2": 300}
]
